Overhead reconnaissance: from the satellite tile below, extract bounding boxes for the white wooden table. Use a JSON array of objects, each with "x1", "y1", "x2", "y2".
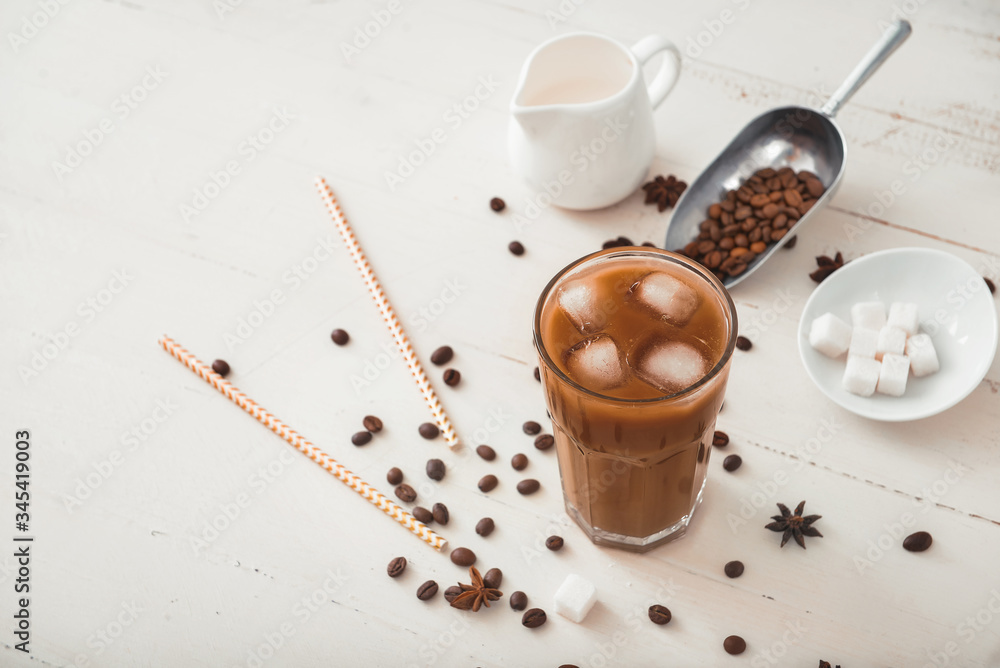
[{"x1": 3, "y1": 0, "x2": 999, "y2": 665}]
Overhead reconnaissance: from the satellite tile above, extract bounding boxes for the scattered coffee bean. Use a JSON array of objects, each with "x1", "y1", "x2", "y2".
[
  {"x1": 475, "y1": 444, "x2": 496, "y2": 461},
  {"x1": 490, "y1": 197, "x2": 506, "y2": 212},
  {"x1": 430, "y1": 346, "x2": 454, "y2": 365},
  {"x1": 330, "y1": 329, "x2": 350, "y2": 346},
  {"x1": 211, "y1": 359, "x2": 231, "y2": 377},
  {"x1": 517, "y1": 479, "x2": 541, "y2": 495},
  {"x1": 418, "y1": 422, "x2": 440, "y2": 439},
  {"x1": 724, "y1": 635, "x2": 747, "y2": 655},
  {"x1": 394, "y1": 484, "x2": 417, "y2": 503},
  {"x1": 545, "y1": 536, "x2": 564, "y2": 551},
  {"x1": 475, "y1": 517, "x2": 495, "y2": 537},
  {"x1": 508, "y1": 240, "x2": 525, "y2": 256},
  {"x1": 387, "y1": 556, "x2": 407, "y2": 578},
  {"x1": 723, "y1": 454, "x2": 742, "y2": 472},
  {"x1": 784, "y1": 235, "x2": 798, "y2": 249},
  {"x1": 648, "y1": 604, "x2": 671, "y2": 625},
  {"x1": 724, "y1": 560, "x2": 744, "y2": 578},
  {"x1": 903, "y1": 531, "x2": 933, "y2": 552},
  {"x1": 712, "y1": 430, "x2": 729, "y2": 447},
  {"x1": 523, "y1": 421, "x2": 541, "y2": 435},
  {"x1": 426, "y1": 458, "x2": 446, "y2": 481},
  {"x1": 522, "y1": 608, "x2": 547, "y2": 628},
  {"x1": 478, "y1": 474, "x2": 498, "y2": 493},
  {"x1": 444, "y1": 585, "x2": 462, "y2": 603},
  {"x1": 362, "y1": 415, "x2": 383, "y2": 433},
  {"x1": 510, "y1": 591, "x2": 528, "y2": 611},
  {"x1": 443, "y1": 368, "x2": 461, "y2": 386},
  {"x1": 351, "y1": 431, "x2": 372, "y2": 446},
  {"x1": 511, "y1": 453, "x2": 529, "y2": 470},
  {"x1": 483, "y1": 568, "x2": 503, "y2": 589},
  {"x1": 534, "y1": 434, "x2": 554, "y2": 451},
  {"x1": 386, "y1": 467, "x2": 403, "y2": 485},
  {"x1": 450, "y1": 547, "x2": 476, "y2": 567},
  {"x1": 985, "y1": 277, "x2": 996, "y2": 294},
  {"x1": 736, "y1": 335, "x2": 752, "y2": 351},
  {"x1": 417, "y1": 580, "x2": 438, "y2": 601},
  {"x1": 558, "y1": 665, "x2": 580, "y2": 668},
  {"x1": 533, "y1": 366, "x2": 541, "y2": 382},
  {"x1": 432, "y1": 502, "x2": 449, "y2": 525},
  {"x1": 412, "y1": 506, "x2": 433, "y2": 524}
]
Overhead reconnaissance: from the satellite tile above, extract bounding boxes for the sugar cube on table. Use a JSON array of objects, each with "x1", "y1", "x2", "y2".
[
  {"x1": 887, "y1": 302, "x2": 920, "y2": 335},
  {"x1": 852, "y1": 302, "x2": 886, "y2": 330},
  {"x1": 877, "y1": 353, "x2": 910, "y2": 397},
  {"x1": 843, "y1": 356, "x2": 881, "y2": 397},
  {"x1": 554, "y1": 573, "x2": 597, "y2": 623},
  {"x1": 876, "y1": 326, "x2": 907, "y2": 360},
  {"x1": 809, "y1": 312, "x2": 852, "y2": 358},
  {"x1": 906, "y1": 333, "x2": 940, "y2": 377},
  {"x1": 848, "y1": 327, "x2": 879, "y2": 359}
]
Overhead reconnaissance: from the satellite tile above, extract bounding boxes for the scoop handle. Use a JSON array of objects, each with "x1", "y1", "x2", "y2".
[{"x1": 821, "y1": 19, "x2": 911, "y2": 118}]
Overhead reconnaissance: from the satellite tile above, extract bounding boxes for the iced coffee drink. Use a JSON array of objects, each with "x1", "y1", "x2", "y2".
[{"x1": 533, "y1": 248, "x2": 737, "y2": 551}]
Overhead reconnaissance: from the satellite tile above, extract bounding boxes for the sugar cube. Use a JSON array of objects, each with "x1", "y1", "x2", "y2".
[
  {"x1": 877, "y1": 353, "x2": 910, "y2": 396},
  {"x1": 809, "y1": 312, "x2": 852, "y2": 358},
  {"x1": 843, "y1": 356, "x2": 881, "y2": 396},
  {"x1": 848, "y1": 327, "x2": 879, "y2": 359},
  {"x1": 554, "y1": 573, "x2": 597, "y2": 623},
  {"x1": 852, "y1": 302, "x2": 886, "y2": 330},
  {"x1": 887, "y1": 302, "x2": 920, "y2": 335},
  {"x1": 906, "y1": 333, "x2": 940, "y2": 377},
  {"x1": 875, "y1": 326, "x2": 907, "y2": 360}
]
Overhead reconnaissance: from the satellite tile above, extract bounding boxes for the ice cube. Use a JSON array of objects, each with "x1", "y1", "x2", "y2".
[
  {"x1": 564, "y1": 335, "x2": 626, "y2": 390},
  {"x1": 633, "y1": 340, "x2": 708, "y2": 394},
  {"x1": 629, "y1": 272, "x2": 700, "y2": 326},
  {"x1": 557, "y1": 281, "x2": 603, "y2": 334}
]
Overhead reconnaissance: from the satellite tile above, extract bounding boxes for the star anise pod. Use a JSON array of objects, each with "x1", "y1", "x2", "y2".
[
  {"x1": 765, "y1": 501, "x2": 823, "y2": 549},
  {"x1": 818, "y1": 661, "x2": 841, "y2": 668},
  {"x1": 450, "y1": 566, "x2": 502, "y2": 612},
  {"x1": 809, "y1": 252, "x2": 846, "y2": 283},
  {"x1": 641, "y1": 175, "x2": 687, "y2": 212}
]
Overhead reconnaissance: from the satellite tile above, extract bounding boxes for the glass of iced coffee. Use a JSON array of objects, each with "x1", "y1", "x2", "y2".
[{"x1": 533, "y1": 248, "x2": 738, "y2": 552}]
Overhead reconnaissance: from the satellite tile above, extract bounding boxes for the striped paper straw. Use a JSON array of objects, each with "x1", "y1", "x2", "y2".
[
  {"x1": 159, "y1": 335, "x2": 447, "y2": 551},
  {"x1": 315, "y1": 177, "x2": 460, "y2": 450}
]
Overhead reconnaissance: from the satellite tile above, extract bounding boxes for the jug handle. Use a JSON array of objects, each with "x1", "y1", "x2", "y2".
[{"x1": 631, "y1": 36, "x2": 682, "y2": 109}]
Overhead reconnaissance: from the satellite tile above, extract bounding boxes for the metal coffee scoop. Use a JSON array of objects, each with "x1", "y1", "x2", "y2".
[{"x1": 663, "y1": 20, "x2": 911, "y2": 289}]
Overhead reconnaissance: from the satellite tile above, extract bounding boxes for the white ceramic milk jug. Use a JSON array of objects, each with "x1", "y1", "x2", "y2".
[{"x1": 508, "y1": 32, "x2": 681, "y2": 210}]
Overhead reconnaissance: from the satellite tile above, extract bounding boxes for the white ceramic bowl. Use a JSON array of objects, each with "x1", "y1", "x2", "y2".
[{"x1": 798, "y1": 247, "x2": 998, "y2": 421}]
